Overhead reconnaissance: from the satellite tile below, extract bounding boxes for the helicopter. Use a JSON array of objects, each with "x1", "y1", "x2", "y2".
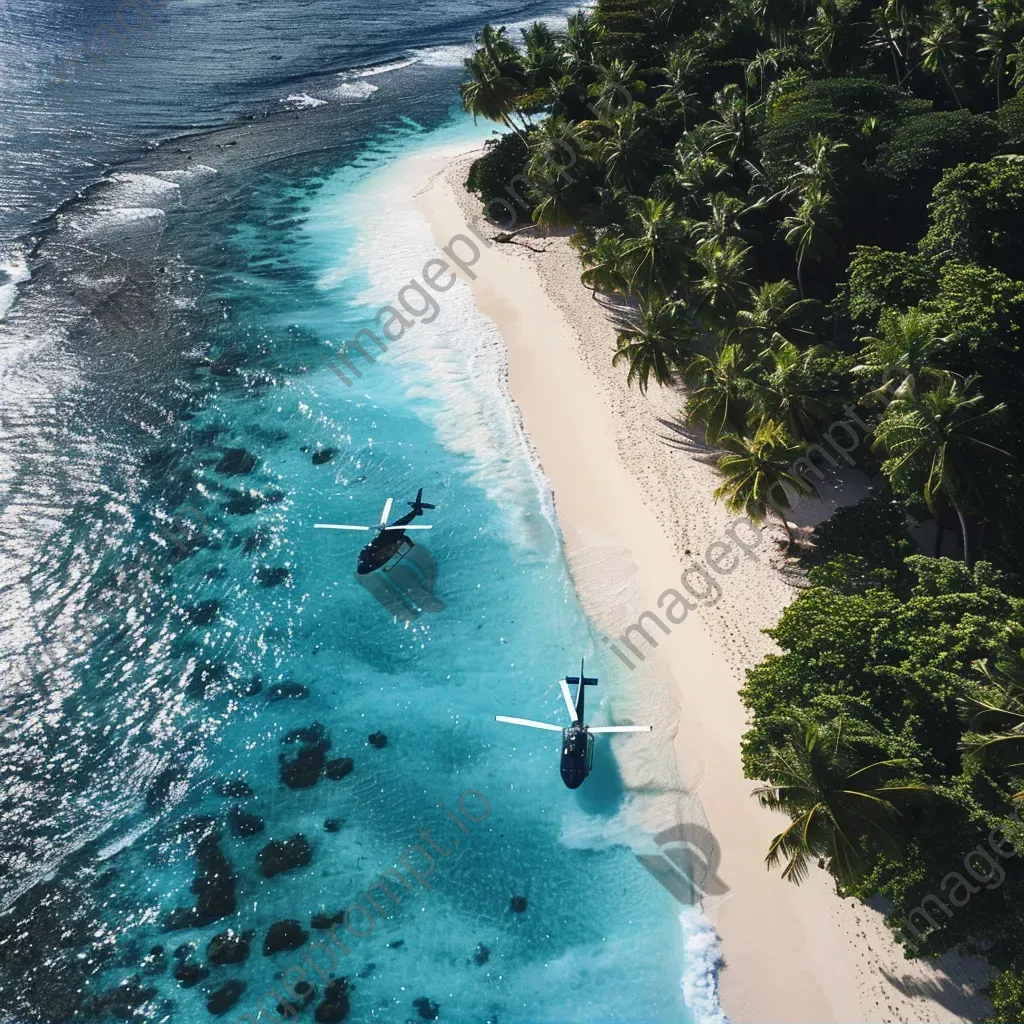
[
  {"x1": 495, "y1": 659, "x2": 651, "y2": 789},
  {"x1": 315, "y1": 488, "x2": 435, "y2": 575}
]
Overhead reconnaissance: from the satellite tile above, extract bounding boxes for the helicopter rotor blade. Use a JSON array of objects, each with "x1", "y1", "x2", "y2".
[
  {"x1": 559, "y1": 680, "x2": 579, "y2": 722},
  {"x1": 380, "y1": 498, "x2": 394, "y2": 527},
  {"x1": 588, "y1": 725, "x2": 653, "y2": 734},
  {"x1": 314, "y1": 524, "x2": 372, "y2": 531},
  {"x1": 495, "y1": 716, "x2": 562, "y2": 732},
  {"x1": 380, "y1": 524, "x2": 432, "y2": 531}
]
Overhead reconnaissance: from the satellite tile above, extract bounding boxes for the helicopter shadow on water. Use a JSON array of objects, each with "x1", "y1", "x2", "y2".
[
  {"x1": 355, "y1": 541, "x2": 446, "y2": 622},
  {"x1": 317, "y1": 489, "x2": 445, "y2": 623},
  {"x1": 573, "y1": 732, "x2": 628, "y2": 816}
]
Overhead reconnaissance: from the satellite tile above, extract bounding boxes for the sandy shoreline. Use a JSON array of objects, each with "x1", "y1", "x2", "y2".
[{"x1": 409, "y1": 141, "x2": 989, "y2": 1024}]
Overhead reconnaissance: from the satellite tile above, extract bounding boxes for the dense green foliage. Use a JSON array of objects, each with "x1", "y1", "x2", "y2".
[
  {"x1": 846, "y1": 247, "x2": 939, "y2": 330},
  {"x1": 459, "y1": 0, "x2": 1024, "y2": 1013},
  {"x1": 921, "y1": 159, "x2": 1024, "y2": 277},
  {"x1": 465, "y1": 131, "x2": 530, "y2": 210}
]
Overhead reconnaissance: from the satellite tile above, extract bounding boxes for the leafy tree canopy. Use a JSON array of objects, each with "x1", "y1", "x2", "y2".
[
  {"x1": 924, "y1": 260, "x2": 1024, "y2": 403},
  {"x1": 761, "y1": 78, "x2": 930, "y2": 183},
  {"x1": 921, "y1": 158, "x2": 1024, "y2": 280},
  {"x1": 742, "y1": 556, "x2": 1021, "y2": 786},
  {"x1": 846, "y1": 246, "x2": 939, "y2": 331},
  {"x1": 465, "y1": 130, "x2": 531, "y2": 210}
]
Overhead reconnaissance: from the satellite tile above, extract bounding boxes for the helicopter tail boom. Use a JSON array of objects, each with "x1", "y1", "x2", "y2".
[
  {"x1": 409, "y1": 488, "x2": 436, "y2": 513},
  {"x1": 565, "y1": 658, "x2": 599, "y2": 721}
]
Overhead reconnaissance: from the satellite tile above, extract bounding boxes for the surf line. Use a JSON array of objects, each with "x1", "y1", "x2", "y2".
[
  {"x1": 233, "y1": 788, "x2": 491, "y2": 1024},
  {"x1": 318, "y1": 87, "x2": 641, "y2": 391},
  {"x1": 319, "y1": 224, "x2": 495, "y2": 388}
]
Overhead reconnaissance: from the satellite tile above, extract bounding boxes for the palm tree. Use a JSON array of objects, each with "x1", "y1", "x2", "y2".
[
  {"x1": 579, "y1": 233, "x2": 629, "y2": 295},
  {"x1": 978, "y1": 2, "x2": 1018, "y2": 108},
  {"x1": 526, "y1": 114, "x2": 589, "y2": 190},
  {"x1": 656, "y1": 46, "x2": 704, "y2": 127},
  {"x1": 958, "y1": 618, "x2": 1024, "y2": 794},
  {"x1": 562, "y1": 10, "x2": 601, "y2": 78},
  {"x1": 690, "y1": 192, "x2": 749, "y2": 250},
  {"x1": 612, "y1": 293, "x2": 694, "y2": 394},
  {"x1": 734, "y1": 279, "x2": 812, "y2": 354},
  {"x1": 872, "y1": 371, "x2": 1009, "y2": 567},
  {"x1": 675, "y1": 124, "x2": 732, "y2": 193},
  {"x1": 521, "y1": 21, "x2": 563, "y2": 90},
  {"x1": 852, "y1": 306, "x2": 945, "y2": 401},
  {"x1": 1011, "y1": 40, "x2": 1024, "y2": 92},
  {"x1": 693, "y1": 236, "x2": 752, "y2": 329},
  {"x1": 754, "y1": 718, "x2": 929, "y2": 888},
  {"x1": 747, "y1": 0, "x2": 796, "y2": 46},
  {"x1": 713, "y1": 419, "x2": 813, "y2": 549},
  {"x1": 617, "y1": 197, "x2": 692, "y2": 294},
  {"x1": 529, "y1": 174, "x2": 582, "y2": 231},
  {"x1": 870, "y1": 2, "x2": 908, "y2": 84},
  {"x1": 807, "y1": 0, "x2": 852, "y2": 69},
  {"x1": 744, "y1": 48, "x2": 789, "y2": 102},
  {"x1": 587, "y1": 58, "x2": 644, "y2": 118},
  {"x1": 782, "y1": 184, "x2": 840, "y2": 297},
  {"x1": 707, "y1": 84, "x2": 752, "y2": 168},
  {"x1": 477, "y1": 24, "x2": 522, "y2": 74},
  {"x1": 683, "y1": 343, "x2": 754, "y2": 443},
  {"x1": 460, "y1": 52, "x2": 529, "y2": 142},
  {"x1": 753, "y1": 340, "x2": 836, "y2": 442},
  {"x1": 593, "y1": 103, "x2": 654, "y2": 190},
  {"x1": 920, "y1": 11, "x2": 966, "y2": 108},
  {"x1": 786, "y1": 134, "x2": 848, "y2": 197},
  {"x1": 962, "y1": 624, "x2": 1024, "y2": 796}
]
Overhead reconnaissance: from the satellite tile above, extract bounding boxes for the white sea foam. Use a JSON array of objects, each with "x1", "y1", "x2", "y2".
[
  {"x1": 502, "y1": 10, "x2": 575, "y2": 38},
  {"x1": 0, "y1": 249, "x2": 30, "y2": 321},
  {"x1": 680, "y1": 907, "x2": 730, "y2": 1024},
  {"x1": 329, "y1": 81, "x2": 379, "y2": 101},
  {"x1": 411, "y1": 42, "x2": 476, "y2": 67},
  {"x1": 557, "y1": 796, "x2": 660, "y2": 852},
  {"x1": 68, "y1": 272, "x2": 126, "y2": 293},
  {"x1": 97, "y1": 817, "x2": 157, "y2": 861},
  {"x1": 348, "y1": 56, "x2": 420, "y2": 77},
  {"x1": 281, "y1": 92, "x2": 328, "y2": 110},
  {"x1": 63, "y1": 206, "x2": 167, "y2": 237},
  {"x1": 154, "y1": 163, "x2": 218, "y2": 184},
  {"x1": 410, "y1": 6, "x2": 576, "y2": 69},
  {"x1": 310, "y1": 131, "x2": 558, "y2": 553},
  {"x1": 59, "y1": 206, "x2": 168, "y2": 265},
  {"x1": 103, "y1": 172, "x2": 182, "y2": 210},
  {"x1": 61, "y1": 207, "x2": 168, "y2": 266}
]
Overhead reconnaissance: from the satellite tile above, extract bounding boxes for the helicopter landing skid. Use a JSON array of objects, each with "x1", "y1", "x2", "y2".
[{"x1": 382, "y1": 536, "x2": 415, "y2": 573}]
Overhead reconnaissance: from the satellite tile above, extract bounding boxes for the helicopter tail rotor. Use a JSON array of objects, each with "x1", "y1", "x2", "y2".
[{"x1": 409, "y1": 488, "x2": 436, "y2": 512}]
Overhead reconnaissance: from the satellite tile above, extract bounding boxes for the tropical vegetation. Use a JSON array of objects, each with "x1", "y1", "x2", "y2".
[{"x1": 459, "y1": 0, "x2": 1024, "y2": 1015}]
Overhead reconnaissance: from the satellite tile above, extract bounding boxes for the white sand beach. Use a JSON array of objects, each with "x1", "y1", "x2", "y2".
[{"x1": 411, "y1": 141, "x2": 991, "y2": 1024}]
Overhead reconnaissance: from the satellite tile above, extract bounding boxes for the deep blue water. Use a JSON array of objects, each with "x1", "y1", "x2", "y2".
[{"x1": 0, "y1": 4, "x2": 720, "y2": 1022}]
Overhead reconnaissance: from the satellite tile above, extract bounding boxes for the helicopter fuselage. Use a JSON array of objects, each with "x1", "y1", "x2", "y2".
[
  {"x1": 559, "y1": 724, "x2": 594, "y2": 789},
  {"x1": 356, "y1": 509, "x2": 421, "y2": 575},
  {"x1": 357, "y1": 530, "x2": 410, "y2": 575}
]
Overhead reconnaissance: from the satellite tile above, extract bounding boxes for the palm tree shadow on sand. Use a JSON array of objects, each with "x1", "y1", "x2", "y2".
[
  {"x1": 590, "y1": 289, "x2": 636, "y2": 330},
  {"x1": 875, "y1": 914, "x2": 993, "y2": 1023},
  {"x1": 655, "y1": 413, "x2": 723, "y2": 466}
]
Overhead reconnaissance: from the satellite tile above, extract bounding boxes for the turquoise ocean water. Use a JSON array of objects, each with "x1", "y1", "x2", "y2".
[{"x1": 0, "y1": 20, "x2": 725, "y2": 1023}]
